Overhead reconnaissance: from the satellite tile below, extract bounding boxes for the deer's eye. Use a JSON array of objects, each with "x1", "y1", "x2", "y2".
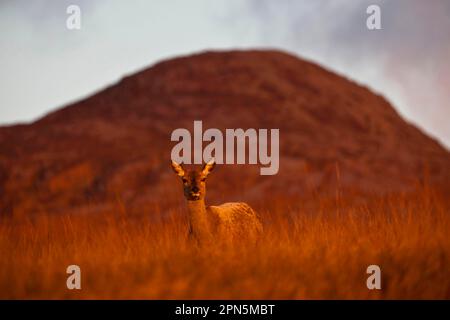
[
  {"x1": 182, "y1": 178, "x2": 188, "y2": 183},
  {"x1": 200, "y1": 178, "x2": 206, "y2": 182}
]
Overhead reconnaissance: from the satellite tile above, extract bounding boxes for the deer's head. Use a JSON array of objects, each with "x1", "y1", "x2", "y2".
[{"x1": 171, "y1": 159, "x2": 216, "y2": 201}]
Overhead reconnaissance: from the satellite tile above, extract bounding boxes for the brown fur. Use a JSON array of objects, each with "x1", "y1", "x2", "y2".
[{"x1": 209, "y1": 202, "x2": 263, "y2": 242}]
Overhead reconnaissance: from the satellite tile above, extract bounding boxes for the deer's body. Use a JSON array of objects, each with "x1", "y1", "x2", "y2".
[
  {"x1": 187, "y1": 200, "x2": 262, "y2": 243},
  {"x1": 172, "y1": 159, "x2": 263, "y2": 244}
]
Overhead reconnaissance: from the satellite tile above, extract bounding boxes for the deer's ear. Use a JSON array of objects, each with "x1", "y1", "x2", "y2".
[
  {"x1": 171, "y1": 161, "x2": 185, "y2": 177},
  {"x1": 201, "y1": 158, "x2": 216, "y2": 177}
]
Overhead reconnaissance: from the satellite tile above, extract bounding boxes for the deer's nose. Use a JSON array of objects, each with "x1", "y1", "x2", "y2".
[{"x1": 192, "y1": 186, "x2": 199, "y2": 193}]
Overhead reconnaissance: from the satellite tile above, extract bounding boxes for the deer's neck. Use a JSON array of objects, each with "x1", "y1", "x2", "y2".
[{"x1": 187, "y1": 199, "x2": 211, "y2": 241}]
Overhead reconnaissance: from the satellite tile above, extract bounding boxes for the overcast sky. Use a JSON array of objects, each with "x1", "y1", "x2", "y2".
[{"x1": 0, "y1": 0, "x2": 449, "y2": 148}]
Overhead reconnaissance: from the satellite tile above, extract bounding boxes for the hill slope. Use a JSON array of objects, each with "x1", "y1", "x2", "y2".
[{"x1": 1, "y1": 50, "x2": 449, "y2": 215}]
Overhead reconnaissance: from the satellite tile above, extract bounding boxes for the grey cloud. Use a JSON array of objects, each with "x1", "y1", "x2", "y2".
[{"x1": 236, "y1": 0, "x2": 450, "y2": 148}]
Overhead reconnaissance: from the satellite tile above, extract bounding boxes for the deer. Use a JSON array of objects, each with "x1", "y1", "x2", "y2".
[{"x1": 171, "y1": 158, "x2": 263, "y2": 245}]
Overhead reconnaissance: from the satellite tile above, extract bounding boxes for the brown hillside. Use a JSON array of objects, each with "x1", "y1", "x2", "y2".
[{"x1": 0, "y1": 50, "x2": 449, "y2": 216}]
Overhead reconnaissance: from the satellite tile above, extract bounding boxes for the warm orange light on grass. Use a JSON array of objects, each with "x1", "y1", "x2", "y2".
[{"x1": 0, "y1": 185, "x2": 449, "y2": 299}]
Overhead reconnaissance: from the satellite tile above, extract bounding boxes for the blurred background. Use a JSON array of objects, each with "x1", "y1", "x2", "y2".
[{"x1": 0, "y1": 0, "x2": 449, "y2": 148}]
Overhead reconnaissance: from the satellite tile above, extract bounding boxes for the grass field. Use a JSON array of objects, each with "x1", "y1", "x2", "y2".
[{"x1": 0, "y1": 185, "x2": 449, "y2": 299}]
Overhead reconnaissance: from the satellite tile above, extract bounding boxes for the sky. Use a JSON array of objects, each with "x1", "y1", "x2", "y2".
[{"x1": 0, "y1": 0, "x2": 449, "y2": 148}]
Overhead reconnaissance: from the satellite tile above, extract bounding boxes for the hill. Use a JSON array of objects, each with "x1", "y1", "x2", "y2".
[{"x1": 0, "y1": 50, "x2": 449, "y2": 216}]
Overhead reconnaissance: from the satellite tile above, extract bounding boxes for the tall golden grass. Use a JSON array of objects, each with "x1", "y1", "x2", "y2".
[{"x1": 0, "y1": 185, "x2": 449, "y2": 299}]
